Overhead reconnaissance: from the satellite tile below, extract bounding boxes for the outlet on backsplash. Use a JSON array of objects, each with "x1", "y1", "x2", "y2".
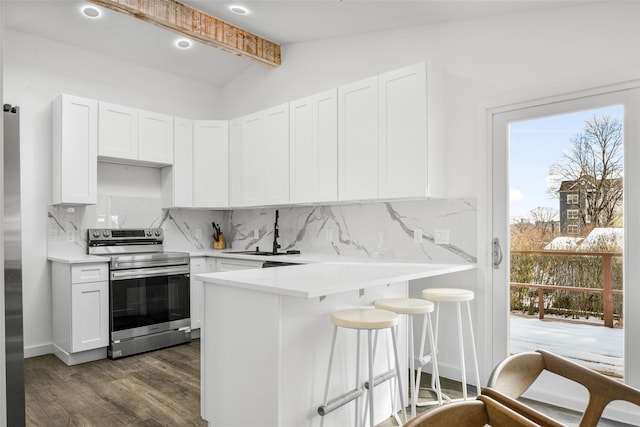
[
  {"x1": 195, "y1": 228, "x2": 202, "y2": 239},
  {"x1": 413, "y1": 229, "x2": 423, "y2": 244},
  {"x1": 66, "y1": 230, "x2": 75, "y2": 242},
  {"x1": 434, "y1": 229, "x2": 450, "y2": 245},
  {"x1": 326, "y1": 228, "x2": 333, "y2": 242},
  {"x1": 253, "y1": 229, "x2": 260, "y2": 239}
]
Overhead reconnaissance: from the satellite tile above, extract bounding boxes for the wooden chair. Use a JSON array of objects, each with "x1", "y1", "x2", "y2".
[
  {"x1": 402, "y1": 394, "x2": 540, "y2": 427},
  {"x1": 487, "y1": 349, "x2": 640, "y2": 427},
  {"x1": 480, "y1": 387, "x2": 564, "y2": 427}
]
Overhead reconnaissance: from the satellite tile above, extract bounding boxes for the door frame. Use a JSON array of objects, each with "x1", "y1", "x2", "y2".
[{"x1": 478, "y1": 80, "x2": 640, "y2": 423}]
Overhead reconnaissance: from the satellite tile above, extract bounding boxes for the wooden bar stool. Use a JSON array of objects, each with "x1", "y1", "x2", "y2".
[
  {"x1": 421, "y1": 288, "x2": 480, "y2": 401},
  {"x1": 318, "y1": 308, "x2": 407, "y2": 427},
  {"x1": 374, "y1": 298, "x2": 442, "y2": 419}
]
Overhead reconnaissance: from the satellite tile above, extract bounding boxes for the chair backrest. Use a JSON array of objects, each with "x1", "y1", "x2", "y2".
[
  {"x1": 481, "y1": 387, "x2": 565, "y2": 427},
  {"x1": 402, "y1": 395, "x2": 540, "y2": 427},
  {"x1": 487, "y1": 349, "x2": 640, "y2": 427}
]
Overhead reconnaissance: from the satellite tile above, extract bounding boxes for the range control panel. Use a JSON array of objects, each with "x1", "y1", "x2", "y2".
[{"x1": 87, "y1": 228, "x2": 163, "y2": 246}]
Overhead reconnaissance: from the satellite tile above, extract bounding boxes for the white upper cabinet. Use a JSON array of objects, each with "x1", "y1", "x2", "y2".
[
  {"x1": 52, "y1": 94, "x2": 98, "y2": 205},
  {"x1": 337, "y1": 62, "x2": 441, "y2": 202},
  {"x1": 241, "y1": 104, "x2": 289, "y2": 207},
  {"x1": 378, "y1": 62, "x2": 428, "y2": 199},
  {"x1": 228, "y1": 118, "x2": 243, "y2": 207},
  {"x1": 98, "y1": 102, "x2": 139, "y2": 161},
  {"x1": 289, "y1": 89, "x2": 338, "y2": 204},
  {"x1": 162, "y1": 117, "x2": 194, "y2": 208},
  {"x1": 338, "y1": 76, "x2": 379, "y2": 201},
  {"x1": 193, "y1": 120, "x2": 229, "y2": 208},
  {"x1": 98, "y1": 102, "x2": 173, "y2": 166},
  {"x1": 139, "y1": 110, "x2": 174, "y2": 165}
]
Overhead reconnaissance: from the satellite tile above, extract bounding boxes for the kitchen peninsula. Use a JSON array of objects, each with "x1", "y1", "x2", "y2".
[{"x1": 196, "y1": 261, "x2": 475, "y2": 427}]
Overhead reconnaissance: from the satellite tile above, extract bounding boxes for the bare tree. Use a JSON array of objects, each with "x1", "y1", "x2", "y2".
[
  {"x1": 549, "y1": 115, "x2": 623, "y2": 227},
  {"x1": 530, "y1": 207, "x2": 558, "y2": 233}
]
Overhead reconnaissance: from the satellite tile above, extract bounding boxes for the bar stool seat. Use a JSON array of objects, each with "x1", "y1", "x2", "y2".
[
  {"x1": 422, "y1": 288, "x2": 480, "y2": 402},
  {"x1": 422, "y1": 288, "x2": 474, "y2": 303},
  {"x1": 332, "y1": 308, "x2": 399, "y2": 329},
  {"x1": 375, "y1": 298, "x2": 443, "y2": 419},
  {"x1": 318, "y1": 308, "x2": 407, "y2": 427}
]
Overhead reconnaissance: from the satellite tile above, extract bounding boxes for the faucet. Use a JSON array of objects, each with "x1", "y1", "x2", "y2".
[{"x1": 272, "y1": 209, "x2": 281, "y2": 254}]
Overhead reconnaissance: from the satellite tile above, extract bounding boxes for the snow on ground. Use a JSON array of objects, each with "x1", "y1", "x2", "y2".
[{"x1": 510, "y1": 316, "x2": 623, "y2": 378}]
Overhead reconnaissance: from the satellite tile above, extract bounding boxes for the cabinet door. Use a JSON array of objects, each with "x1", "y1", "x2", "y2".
[
  {"x1": 262, "y1": 104, "x2": 290, "y2": 205},
  {"x1": 379, "y1": 62, "x2": 428, "y2": 198},
  {"x1": 98, "y1": 102, "x2": 138, "y2": 161},
  {"x1": 290, "y1": 89, "x2": 337, "y2": 204},
  {"x1": 139, "y1": 109, "x2": 174, "y2": 165},
  {"x1": 71, "y1": 281, "x2": 108, "y2": 352},
  {"x1": 52, "y1": 94, "x2": 98, "y2": 205},
  {"x1": 190, "y1": 257, "x2": 206, "y2": 330},
  {"x1": 241, "y1": 112, "x2": 264, "y2": 206},
  {"x1": 193, "y1": 121, "x2": 229, "y2": 208},
  {"x1": 169, "y1": 117, "x2": 194, "y2": 208},
  {"x1": 338, "y1": 76, "x2": 379, "y2": 201},
  {"x1": 228, "y1": 118, "x2": 243, "y2": 207}
]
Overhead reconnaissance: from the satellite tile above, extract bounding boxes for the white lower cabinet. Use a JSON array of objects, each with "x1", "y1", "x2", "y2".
[
  {"x1": 190, "y1": 257, "x2": 206, "y2": 330},
  {"x1": 52, "y1": 262, "x2": 109, "y2": 365}
]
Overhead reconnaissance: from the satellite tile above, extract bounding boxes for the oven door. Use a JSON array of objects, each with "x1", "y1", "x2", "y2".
[{"x1": 110, "y1": 266, "x2": 190, "y2": 341}]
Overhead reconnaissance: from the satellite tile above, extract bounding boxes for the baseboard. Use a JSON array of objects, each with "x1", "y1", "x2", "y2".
[{"x1": 24, "y1": 343, "x2": 53, "y2": 359}]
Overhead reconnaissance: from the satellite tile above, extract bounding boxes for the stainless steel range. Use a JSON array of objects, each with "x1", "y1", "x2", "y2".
[{"x1": 88, "y1": 228, "x2": 191, "y2": 359}]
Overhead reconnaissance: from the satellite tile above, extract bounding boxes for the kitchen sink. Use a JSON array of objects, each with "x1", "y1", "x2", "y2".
[{"x1": 227, "y1": 250, "x2": 300, "y2": 256}]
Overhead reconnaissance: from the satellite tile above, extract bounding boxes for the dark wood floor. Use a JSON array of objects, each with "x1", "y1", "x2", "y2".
[{"x1": 25, "y1": 340, "x2": 207, "y2": 427}]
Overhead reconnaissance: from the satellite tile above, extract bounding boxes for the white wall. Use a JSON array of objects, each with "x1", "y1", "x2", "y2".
[
  {"x1": 222, "y1": 2, "x2": 639, "y2": 199},
  {"x1": 221, "y1": 1, "x2": 639, "y2": 385},
  {"x1": 3, "y1": 29, "x2": 223, "y2": 356}
]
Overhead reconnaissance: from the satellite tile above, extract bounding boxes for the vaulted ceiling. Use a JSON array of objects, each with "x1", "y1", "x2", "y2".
[{"x1": 3, "y1": 0, "x2": 597, "y2": 87}]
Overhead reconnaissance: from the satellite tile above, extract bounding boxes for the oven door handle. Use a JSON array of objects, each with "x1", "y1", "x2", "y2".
[{"x1": 111, "y1": 266, "x2": 190, "y2": 281}]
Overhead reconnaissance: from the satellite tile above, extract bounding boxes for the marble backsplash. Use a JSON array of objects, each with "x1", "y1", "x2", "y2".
[
  {"x1": 47, "y1": 195, "x2": 225, "y2": 255},
  {"x1": 227, "y1": 199, "x2": 476, "y2": 263},
  {"x1": 48, "y1": 197, "x2": 476, "y2": 263}
]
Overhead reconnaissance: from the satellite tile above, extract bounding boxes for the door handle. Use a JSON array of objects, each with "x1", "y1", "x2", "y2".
[{"x1": 493, "y1": 238, "x2": 503, "y2": 269}]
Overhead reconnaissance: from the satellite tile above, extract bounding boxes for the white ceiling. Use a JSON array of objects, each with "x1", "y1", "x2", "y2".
[{"x1": 3, "y1": 0, "x2": 596, "y2": 87}]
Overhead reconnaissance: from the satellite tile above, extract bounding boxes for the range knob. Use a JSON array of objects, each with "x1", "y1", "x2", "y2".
[
  {"x1": 154, "y1": 230, "x2": 161, "y2": 236},
  {"x1": 102, "y1": 230, "x2": 109, "y2": 237},
  {"x1": 92, "y1": 231, "x2": 100, "y2": 238},
  {"x1": 146, "y1": 230, "x2": 153, "y2": 237}
]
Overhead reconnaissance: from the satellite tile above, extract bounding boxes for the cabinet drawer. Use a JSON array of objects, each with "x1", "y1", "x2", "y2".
[
  {"x1": 71, "y1": 263, "x2": 109, "y2": 283},
  {"x1": 217, "y1": 259, "x2": 263, "y2": 271}
]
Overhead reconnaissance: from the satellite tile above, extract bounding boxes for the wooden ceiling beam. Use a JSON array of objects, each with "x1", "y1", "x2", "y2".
[{"x1": 89, "y1": 0, "x2": 281, "y2": 67}]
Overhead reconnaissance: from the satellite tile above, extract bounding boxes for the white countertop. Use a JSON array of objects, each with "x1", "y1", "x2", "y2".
[
  {"x1": 47, "y1": 248, "x2": 110, "y2": 264},
  {"x1": 195, "y1": 261, "x2": 476, "y2": 299}
]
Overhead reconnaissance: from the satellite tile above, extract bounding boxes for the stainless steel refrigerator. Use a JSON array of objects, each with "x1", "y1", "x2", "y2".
[{"x1": 3, "y1": 103, "x2": 25, "y2": 425}]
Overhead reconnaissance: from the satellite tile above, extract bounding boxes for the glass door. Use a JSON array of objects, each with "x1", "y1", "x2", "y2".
[{"x1": 488, "y1": 85, "x2": 640, "y2": 422}]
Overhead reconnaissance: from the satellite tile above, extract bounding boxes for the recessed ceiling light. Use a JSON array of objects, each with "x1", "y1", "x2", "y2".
[
  {"x1": 229, "y1": 5, "x2": 249, "y2": 15},
  {"x1": 175, "y1": 39, "x2": 193, "y2": 49},
  {"x1": 81, "y1": 5, "x2": 102, "y2": 19}
]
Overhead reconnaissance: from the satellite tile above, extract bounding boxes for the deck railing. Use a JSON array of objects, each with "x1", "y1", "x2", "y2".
[{"x1": 510, "y1": 250, "x2": 623, "y2": 328}]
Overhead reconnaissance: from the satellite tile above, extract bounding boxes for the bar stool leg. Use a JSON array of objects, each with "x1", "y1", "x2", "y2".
[
  {"x1": 321, "y1": 325, "x2": 339, "y2": 427},
  {"x1": 355, "y1": 330, "x2": 361, "y2": 426},
  {"x1": 416, "y1": 311, "x2": 443, "y2": 407},
  {"x1": 465, "y1": 300, "x2": 481, "y2": 396},
  {"x1": 430, "y1": 302, "x2": 440, "y2": 392},
  {"x1": 391, "y1": 325, "x2": 407, "y2": 424},
  {"x1": 367, "y1": 330, "x2": 375, "y2": 427},
  {"x1": 426, "y1": 312, "x2": 443, "y2": 406},
  {"x1": 456, "y1": 302, "x2": 468, "y2": 400},
  {"x1": 408, "y1": 315, "x2": 416, "y2": 418}
]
